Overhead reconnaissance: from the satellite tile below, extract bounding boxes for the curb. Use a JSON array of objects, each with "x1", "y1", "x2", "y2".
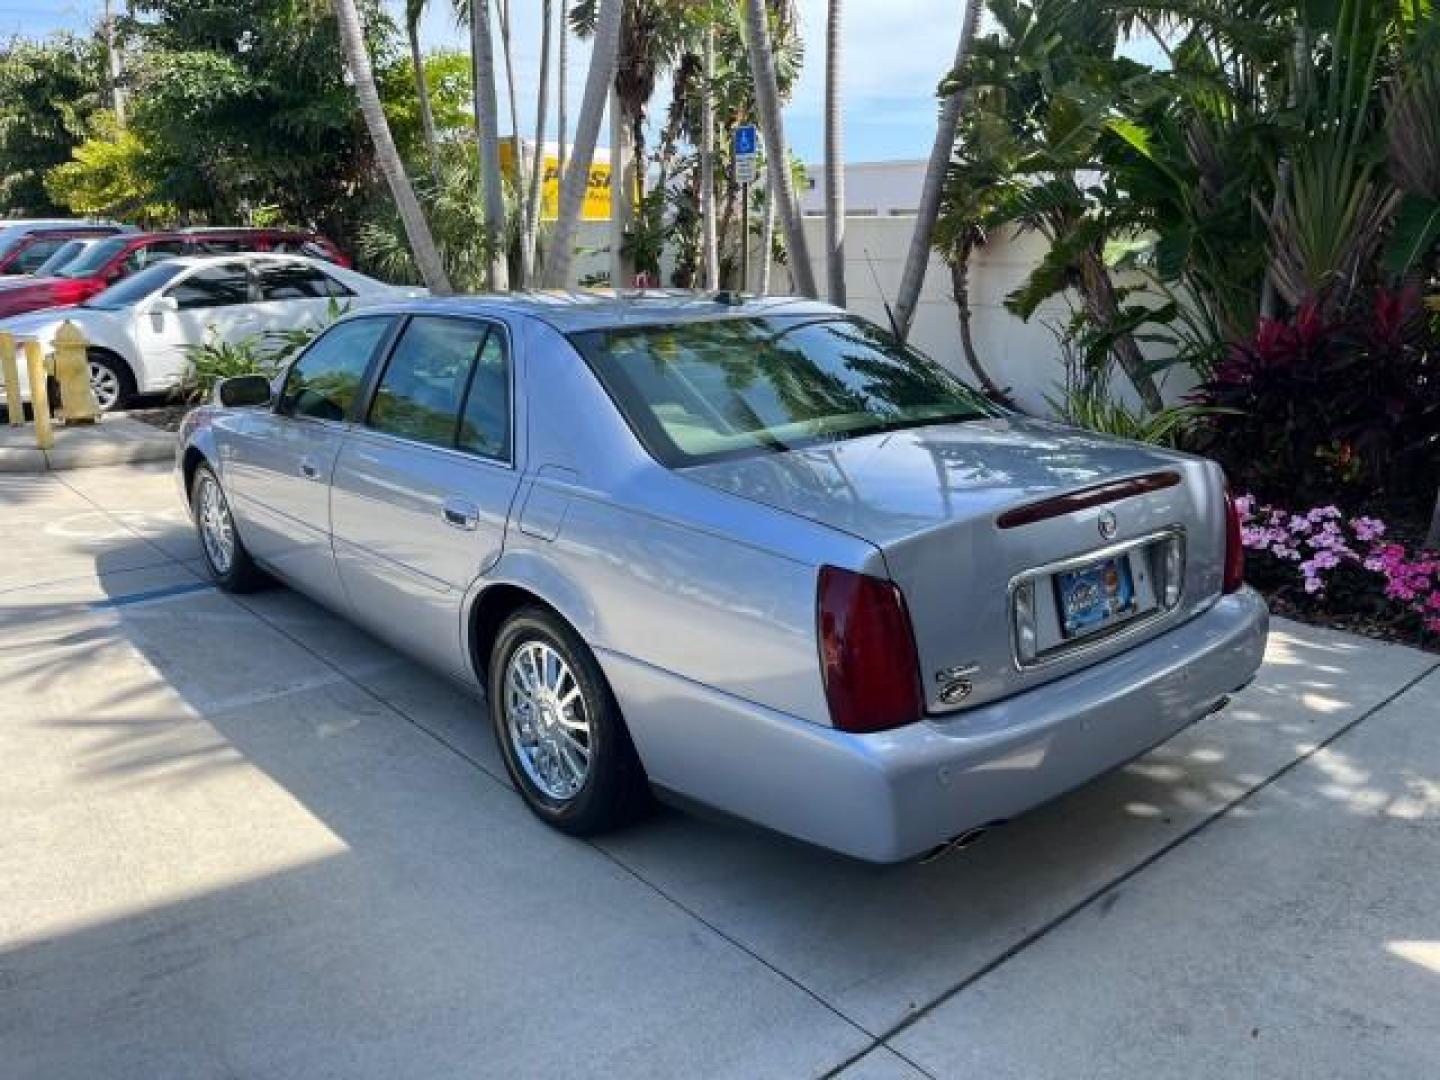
[{"x1": 0, "y1": 418, "x2": 176, "y2": 473}]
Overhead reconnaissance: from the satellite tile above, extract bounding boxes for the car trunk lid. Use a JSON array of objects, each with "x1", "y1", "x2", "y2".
[{"x1": 683, "y1": 416, "x2": 1227, "y2": 713}]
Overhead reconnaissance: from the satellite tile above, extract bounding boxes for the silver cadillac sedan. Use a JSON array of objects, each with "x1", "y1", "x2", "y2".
[{"x1": 176, "y1": 293, "x2": 1268, "y2": 863}]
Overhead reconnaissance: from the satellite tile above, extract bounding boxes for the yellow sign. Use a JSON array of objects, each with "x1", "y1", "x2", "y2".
[{"x1": 500, "y1": 142, "x2": 611, "y2": 222}]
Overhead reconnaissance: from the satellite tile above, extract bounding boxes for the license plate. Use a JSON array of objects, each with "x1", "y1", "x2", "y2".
[{"x1": 1054, "y1": 556, "x2": 1137, "y2": 639}]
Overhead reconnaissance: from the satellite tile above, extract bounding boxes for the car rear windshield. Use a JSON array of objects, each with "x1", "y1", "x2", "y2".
[
  {"x1": 56, "y1": 236, "x2": 130, "y2": 278},
  {"x1": 568, "y1": 315, "x2": 999, "y2": 467}
]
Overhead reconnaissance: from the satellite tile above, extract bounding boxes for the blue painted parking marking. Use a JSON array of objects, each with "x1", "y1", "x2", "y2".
[{"x1": 89, "y1": 580, "x2": 217, "y2": 610}]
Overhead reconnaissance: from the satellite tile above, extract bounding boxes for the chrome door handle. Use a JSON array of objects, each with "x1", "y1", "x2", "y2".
[
  {"x1": 441, "y1": 497, "x2": 479, "y2": 531},
  {"x1": 299, "y1": 459, "x2": 320, "y2": 480}
]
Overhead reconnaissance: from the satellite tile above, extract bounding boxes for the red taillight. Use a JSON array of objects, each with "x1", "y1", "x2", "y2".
[
  {"x1": 817, "y1": 566, "x2": 923, "y2": 734},
  {"x1": 1223, "y1": 489, "x2": 1245, "y2": 593}
]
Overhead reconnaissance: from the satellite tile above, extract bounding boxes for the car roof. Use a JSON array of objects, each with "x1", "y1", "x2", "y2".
[
  {"x1": 156, "y1": 252, "x2": 338, "y2": 271},
  {"x1": 350, "y1": 291, "x2": 844, "y2": 334}
]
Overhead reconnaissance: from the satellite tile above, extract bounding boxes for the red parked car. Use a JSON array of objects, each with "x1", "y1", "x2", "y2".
[
  {"x1": 0, "y1": 227, "x2": 349, "y2": 319},
  {"x1": 0, "y1": 224, "x2": 128, "y2": 277}
]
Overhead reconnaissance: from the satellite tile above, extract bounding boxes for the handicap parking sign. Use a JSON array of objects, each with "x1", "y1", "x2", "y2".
[{"x1": 733, "y1": 125, "x2": 758, "y2": 157}]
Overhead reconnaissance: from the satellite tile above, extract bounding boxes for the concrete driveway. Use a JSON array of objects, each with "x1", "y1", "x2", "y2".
[{"x1": 2, "y1": 462, "x2": 1437, "y2": 1079}]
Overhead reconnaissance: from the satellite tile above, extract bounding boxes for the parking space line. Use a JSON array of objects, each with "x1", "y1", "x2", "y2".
[
  {"x1": 90, "y1": 581, "x2": 216, "y2": 609},
  {"x1": 819, "y1": 658, "x2": 1440, "y2": 1079}
]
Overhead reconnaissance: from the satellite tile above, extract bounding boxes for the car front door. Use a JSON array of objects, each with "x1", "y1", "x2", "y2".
[
  {"x1": 133, "y1": 261, "x2": 258, "y2": 392},
  {"x1": 329, "y1": 315, "x2": 521, "y2": 678},
  {"x1": 224, "y1": 315, "x2": 395, "y2": 611}
]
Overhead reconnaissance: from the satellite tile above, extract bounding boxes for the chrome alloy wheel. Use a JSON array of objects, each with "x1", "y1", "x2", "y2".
[
  {"x1": 88, "y1": 360, "x2": 121, "y2": 411},
  {"x1": 504, "y1": 641, "x2": 592, "y2": 801},
  {"x1": 197, "y1": 474, "x2": 236, "y2": 575}
]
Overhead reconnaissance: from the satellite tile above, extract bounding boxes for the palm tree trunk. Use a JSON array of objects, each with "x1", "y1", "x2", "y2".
[
  {"x1": 893, "y1": 0, "x2": 980, "y2": 341},
  {"x1": 744, "y1": 0, "x2": 816, "y2": 298},
  {"x1": 758, "y1": 185, "x2": 776, "y2": 294},
  {"x1": 332, "y1": 0, "x2": 451, "y2": 294},
  {"x1": 407, "y1": 15, "x2": 440, "y2": 185},
  {"x1": 557, "y1": 3, "x2": 568, "y2": 188},
  {"x1": 497, "y1": 0, "x2": 525, "y2": 252},
  {"x1": 610, "y1": 86, "x2": 636, "y2": 287},
  {"x1": 545, "y1": 0, "x2": 622, "y2": 289},
  {"x1": 824, "y1": 0, "x2": 846, "y2": 306},
  {"x1": 470, "y1": 0, "x2": 509, "y2": 289},
  {"x1": 522, "y1": 0, "x2": 552, "y2": 285},
  {"x1": 700, "y1": 25, "x2": 719, "y2": 291},
  {"x1": 1077, "y1": 248, "x2": 1164, "y2": 413},
  {"x1": 949, "y1": 250, "x2": 1012, "y2": 403}
]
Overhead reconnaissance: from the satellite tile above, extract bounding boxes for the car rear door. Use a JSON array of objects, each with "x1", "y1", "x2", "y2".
[
  {"x1": 329, "y1": 314, "x2": 521, "y2": 678},
  {"x1": 249, "y1": 260, "x2": 352, "y2": 338},
  {"x1": 224, "y1": 315, "x2": 395, "y2": 611}
]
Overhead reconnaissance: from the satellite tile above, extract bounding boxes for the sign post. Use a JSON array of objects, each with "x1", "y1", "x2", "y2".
[{"x1": 733, "y1": 124, "x2": 759, "y2": 292}]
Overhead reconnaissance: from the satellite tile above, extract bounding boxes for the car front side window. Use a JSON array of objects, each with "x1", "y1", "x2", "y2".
[{"x1": 278, "y1": 317, "x2": 391, "y2": 422}]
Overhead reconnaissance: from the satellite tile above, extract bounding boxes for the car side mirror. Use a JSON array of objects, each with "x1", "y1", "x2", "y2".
[
  {"x1": 154, "y1": 295, "x2": 179, "y2": 313},
  {"x1": 216, "y1": 374, "x2": 273, "y2": 409}
]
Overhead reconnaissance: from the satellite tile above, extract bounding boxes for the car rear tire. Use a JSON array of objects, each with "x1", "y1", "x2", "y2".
[
  {"x1": 489, "y1": 607, "x2": 648, "y2": 836},
  {"x1": 88, "y1": 351, "x2": 135, "y2": 412},
  {"x1": 190, "y1": 464, "x2": 267, "y2": 592}
]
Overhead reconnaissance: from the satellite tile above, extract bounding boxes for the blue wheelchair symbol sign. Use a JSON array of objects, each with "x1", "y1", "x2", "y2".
[{"x1": 733, "y1": 125, "x2": 758, "y2": 156}]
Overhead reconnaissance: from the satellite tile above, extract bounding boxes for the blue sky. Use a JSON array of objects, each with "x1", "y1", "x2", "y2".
[{"x1": 7, "y1": 0, "x2": 978, "y2": 163}]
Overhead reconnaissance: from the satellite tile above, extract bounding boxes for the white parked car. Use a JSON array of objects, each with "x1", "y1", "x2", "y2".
[{"x1": 0, "y1": 253, "x2": 424, "y2": 411}]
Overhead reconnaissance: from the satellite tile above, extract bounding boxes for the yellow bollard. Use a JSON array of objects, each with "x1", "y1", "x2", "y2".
[
  {"x1": 23, "y1": 339, "x2": 53, "y2": 451},
  {"x1": 53, "y1": 321, "x2": 100, "y2": 425},
  {"x1": 0, "y1": 331, "x2": 22, "y2": 427}
]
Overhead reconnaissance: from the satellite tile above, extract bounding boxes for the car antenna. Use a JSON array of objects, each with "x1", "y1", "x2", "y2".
[{"x1": 864, "y1": 248, "x2": 901, "y2": 339}]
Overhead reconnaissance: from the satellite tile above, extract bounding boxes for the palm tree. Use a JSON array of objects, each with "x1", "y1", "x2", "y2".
[
  {"x1": 545, "y1": 0, "x2": 624, "y2": 288},
  {"x1": 330, "y1": 0, "x2": 451, "y2": 294},
  {"x1": 744, "y1": 0, "x2": 816, "y2": 299},
  {"x1": 469, "y1": 0, "x2": 509, "y2": 289},
  {"x1": 405, "y1": 0, "x2": 440, "y2": 184},
  {"x1": 521, "y1": 0, "x2": 552, "y2": 284},
  {"x1": 700, "y1": 23, "x2": 719, "y2": 291},
  {"x1": 557, "y1": 1, "x2": 568, "y2": 188},
  {"x1": 496, "y1": 0, "x2": 527, "y2": 266},
  {"x1": 893, "y1": 0, "x2": 980, "y2": 341},
  {"x1": 823, "y1": 0, "x2": 845, "y2": 306}
]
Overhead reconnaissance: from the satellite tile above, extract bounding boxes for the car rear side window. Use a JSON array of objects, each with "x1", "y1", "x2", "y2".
[
  {"x1": 366, "y1": 316, "x2": 508, "y2": 458},
  {"x1": 279, "y1": 317, "x2": 391, "y2": 422},
  {"x1": 256, "y1": 263, "x2": 352, "y2": 300},
  {"x1": 165, "y1": 264, "x2": 252, "y2": 309}
]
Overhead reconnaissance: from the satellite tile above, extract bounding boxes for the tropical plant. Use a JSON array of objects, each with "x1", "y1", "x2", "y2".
[
  {"x1": 179, "y1": 334, "x2": 284, "y2": 404},
  {"x1": 44, "y1": 111, "x2": 175, "y2": 225},
  {"x1": 357, "y1": 148, "x2": 510, "y2": 292},
  {"x1": 1195, "y1": 287, "x2": 1440, "y2": 510},
  {"x1": 0, "y1": 35, "x2": 103, "y2": 215}
]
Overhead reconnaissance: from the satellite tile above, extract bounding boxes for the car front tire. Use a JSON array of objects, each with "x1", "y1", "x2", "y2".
[
  {"x1": 190, "y1": 464, "x2": 267, "y2": 592},
  {"x1": 489, "y1": 607, "x2": 648, "y2": 836},
  {"x1": 88, "y1": 351, "x2": 136, "y2": 412}
]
